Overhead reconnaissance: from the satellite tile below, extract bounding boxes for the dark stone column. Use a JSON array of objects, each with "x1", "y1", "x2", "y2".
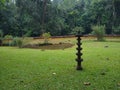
[{"x1": 75, "y1": 34, "x2": 83, "y2": 70}]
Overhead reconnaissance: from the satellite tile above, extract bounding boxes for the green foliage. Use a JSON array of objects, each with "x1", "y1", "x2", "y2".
[
  {"x1": 0, "y1": 0, "x2": 119, "y2": 36},
  {"x1": 15, "y1": 37, "x2": 23, "y2": 48},
  {"x1": 71, "y1": 26, "x2": 84, "y2": 35},
  {"x1": 11, "y1": 37, "x2": 22, "y2": 46},
  {"x1": 10, "y1": 38, "x2": 17, "y2": 46},
  {"x1": 11, "y1": 37, "x2": 32, "y2": 48},
  {"x1": 4, "y1": 35, "x2": 13, "y2": 40},
  {"x1": 42, "y1": 32, "x2": 51, "y2": 44},
  {"x1": 58, "y1": 0, "x2": 78, "y2": 10},
  {"x1": 23, "y1": 30, "x2": 32, "y2": 37},
  {"x1": 3, "y1": 35, "x2": 13, "y2": 46},
  {"x1": 92, "y1": 25, "x2": 105, "y2": 41},
  {"x1": 0, "y1": 30, "x2": 3, "y2": 38},
  {"x1": 112, "y1": 26, "x2": 120, "y2": 34},
  {"x1": 0, "y1": 0, "x2": 5, "y2": 9}
]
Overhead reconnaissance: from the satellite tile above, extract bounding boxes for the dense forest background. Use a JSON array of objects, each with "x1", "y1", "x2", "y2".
[{"x1": 0, "y1": 0, "x2": 120, "y2": 37}]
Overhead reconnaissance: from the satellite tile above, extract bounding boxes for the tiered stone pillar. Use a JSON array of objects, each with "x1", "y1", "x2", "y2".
[{"x1": 75, "y1": 34, "x2": 83, "y2": 70}]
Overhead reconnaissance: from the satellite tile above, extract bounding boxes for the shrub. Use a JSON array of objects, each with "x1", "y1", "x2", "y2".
[
  {"x1": 92, "y1": 25, "x2": 105, "y2": 41},
  {"x1": 4, "y1": 35, "x2": 13, "y2": 40},
  {"x1": 42, "y1": 32, "x2": 51, "y2": 44},
  {"x1": 8, "y1": 37, "x2": 23, "y2": 48},
  {"x1": 12, "y1": 37, "x2": 32, "y2": 48},
  {"x1": 10, "y1": 37, "x2": 18, "y2": 46},
  {"x1": 15, "y1": 37, "x2": 23, "y2": 48},
  {"x1": 3, "y1": 35, "x2": 13, "y2": 46}
]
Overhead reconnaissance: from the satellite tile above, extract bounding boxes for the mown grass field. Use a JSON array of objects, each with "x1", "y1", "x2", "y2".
[{"x1": 0, "y1": 37, "x2": 120, "y2": 90}]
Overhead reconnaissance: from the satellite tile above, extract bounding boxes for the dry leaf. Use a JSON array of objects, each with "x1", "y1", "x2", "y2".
[{"x1": 84, "y1": 82, "x2": 91, "y2": 86}]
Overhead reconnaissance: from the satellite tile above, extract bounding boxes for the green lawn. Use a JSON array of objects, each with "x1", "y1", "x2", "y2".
[{"x1": 0, "y1": 39, "x2": 120, "y2": 90}]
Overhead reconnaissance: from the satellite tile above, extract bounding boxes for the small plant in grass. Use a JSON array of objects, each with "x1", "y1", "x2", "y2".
[
  {"x1": 92, "y1": 25, "x2": 105, "y2": 41},
  {"x1": 42, "y1": 32, "x2": 51, "y2": 44}
]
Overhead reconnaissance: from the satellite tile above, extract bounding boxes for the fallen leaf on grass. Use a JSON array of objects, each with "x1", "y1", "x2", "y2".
[
  {"x1": 84, "y1": 82, "x2": 91, "y2": 86},
  {"x1": 117, "y1": 82, "x2": 120, "y2": 86},
  {"x1": 52, "y1": 73, "x2": 56, "y2": 75}
]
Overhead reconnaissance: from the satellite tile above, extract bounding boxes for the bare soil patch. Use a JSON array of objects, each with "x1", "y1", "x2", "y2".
[{"x1": 23, "y1": 43, "x2": 75, "y2": 50}]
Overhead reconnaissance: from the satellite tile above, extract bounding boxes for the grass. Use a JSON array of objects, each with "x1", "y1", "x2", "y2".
[{"x1": 0, "y1": 38, "x2": 120, "y2": 90}]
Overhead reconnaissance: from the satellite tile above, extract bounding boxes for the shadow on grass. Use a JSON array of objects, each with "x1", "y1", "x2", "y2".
[{"x1": 87, "y1": 39, "x2": 120, "y2": 43}]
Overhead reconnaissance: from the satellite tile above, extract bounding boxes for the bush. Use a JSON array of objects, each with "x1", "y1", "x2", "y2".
[
  {"x1": 8, "y1": 37, "x2": 23, "y2": 48},
  {"x1": 10, "y1": 37, "x2": 18, "y2": 46},
  {"x1": 4, "y1": 35, "x2": 13, "y2": 40},
  {"x1": 15, "y1": 37, "x2": 23, "y2": 48},
  {"x1": 92, "y1": 25, "x2": 105, "y2": 41},
  {"x1": 42, "y1": 32, "x2": 51, "y2": 44},
  {"x1": 11, "y1": 37, "x2": 32, "y2": 48},
  {"x1": 3, "y1": 35, "x2": 13, "y2": 46}
]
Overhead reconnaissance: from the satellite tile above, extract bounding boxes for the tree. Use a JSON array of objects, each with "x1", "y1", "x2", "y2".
[
  {"x1": 0, "y1": 0, "x2": 119, "y2": 37},
  {"x1": 0, "y1": 0, "x2": 17, "y2": 36},
  {"x1": 0, "y1": 0, "x2": 5, "y2": 10}
]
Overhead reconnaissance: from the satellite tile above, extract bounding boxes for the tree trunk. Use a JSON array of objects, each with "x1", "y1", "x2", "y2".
[{"x1": 42, "y1": 0, "x2": 47, "y2": 34}]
